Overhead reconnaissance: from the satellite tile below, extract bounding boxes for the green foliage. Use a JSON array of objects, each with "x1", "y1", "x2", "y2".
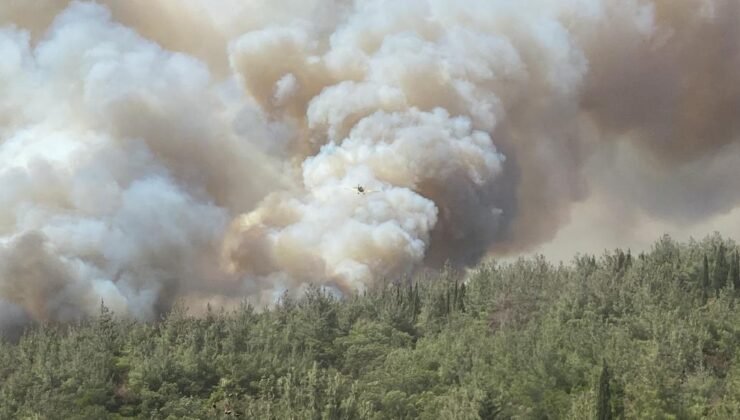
[
  {"x1": 597, "y1": 360, "x2": 612, "y2": 420},
  {"x1": 729, "y1": 250, "x2": 740, "y2": 291},
  {"x1": 1, "y1": 234, "x2": 740, "y2": 419}
]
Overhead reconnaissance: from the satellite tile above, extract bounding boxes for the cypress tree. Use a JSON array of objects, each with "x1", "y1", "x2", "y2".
[
  {"x1": 702, "y1": 254, "x2": 710, "y2": 303},
  {"x1": 412, "y1": 282, "x2": 421, "y2": 321},
  {"x1": 616, "y1": 250, "x2": 625, "y2": 273},
  {"x1": 458, "y1": 283, "x2": 466, "y2": 313},
  {"x1": 453, "y1": 281, "x2": 459, "y2": 311},
  {"x1": 597, "y1": 359, "x2": 612, "y2": 420},
  {"x1": 713, "y1": 243, "x2": 728, "y2": 293},
  {"x1": 729, "y1": 250, "x2": 740, "y2": 291}
]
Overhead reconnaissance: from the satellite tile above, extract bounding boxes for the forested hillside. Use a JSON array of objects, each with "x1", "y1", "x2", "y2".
[{"x1": 2, "y1": 234, "x2": 740, "y2": 419}]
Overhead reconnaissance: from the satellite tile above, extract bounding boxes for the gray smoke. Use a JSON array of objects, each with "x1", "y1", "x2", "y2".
[{"x1": 1, "y1": 0, "x2": 739, "y2": 328}]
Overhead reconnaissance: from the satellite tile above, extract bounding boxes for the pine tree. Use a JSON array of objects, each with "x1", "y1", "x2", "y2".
[
  {"x1": 597, "y1": 360, "x2": 612, "y2": 420},
  {"x1": 96, "y1": 300, "x2": 117, "y2": 354}
]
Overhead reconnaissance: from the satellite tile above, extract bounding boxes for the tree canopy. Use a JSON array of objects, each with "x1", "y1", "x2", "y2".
[{"x1": 1, "y1": 234, "x2": 740, "y2": 419}]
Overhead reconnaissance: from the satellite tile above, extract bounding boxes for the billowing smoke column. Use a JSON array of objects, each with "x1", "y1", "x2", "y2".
[{"x1": 1, "y1": 0, "x2": 740, "y2": 328}]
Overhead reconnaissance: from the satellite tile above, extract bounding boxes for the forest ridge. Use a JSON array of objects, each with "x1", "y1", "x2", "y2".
[{"x1": 1, "y1": 234, "x2": 740, "y2": 419}]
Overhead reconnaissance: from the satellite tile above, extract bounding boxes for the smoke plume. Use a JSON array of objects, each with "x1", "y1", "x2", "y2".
[{"x1": 1, "y1": 0, "x2": 740, "y2": 327}]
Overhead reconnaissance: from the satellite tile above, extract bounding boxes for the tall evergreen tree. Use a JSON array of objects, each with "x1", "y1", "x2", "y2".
[
  {"x1": 597, "y1": 360, "x2": 612, "y2": 420},
  {"x1": 702, "y1": 254, "x2": 710, "y2": 303},
  {"x1": 730, "y1": 250, "x2": 740, "y2": 292},
  {"x1": 458, "y1": 283, "x2": 466, "y2": 313},
  {"x1": 616, "y1": 250, "x2": 626, "y2": 273},
  {"x1": 412, "y1": 282, "x2": 421, "y2": 321},
  {"x1": 713, "y1": 243, "x2": 728, "y2": 293}
]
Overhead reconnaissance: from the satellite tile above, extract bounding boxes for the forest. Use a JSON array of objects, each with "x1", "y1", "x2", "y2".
[{"x1": 1, "y1": 234, "x2": 740, "y2": 419}]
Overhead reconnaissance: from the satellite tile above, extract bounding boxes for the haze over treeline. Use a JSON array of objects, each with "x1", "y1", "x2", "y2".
[{"x1": 1, "y1": 0, "x2": 740, "y2": 328}]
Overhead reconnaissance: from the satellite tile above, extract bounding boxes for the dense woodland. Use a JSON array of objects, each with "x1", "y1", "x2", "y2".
[{"x1": 1, "y1": 234, "x2": 740, "y2": 419}]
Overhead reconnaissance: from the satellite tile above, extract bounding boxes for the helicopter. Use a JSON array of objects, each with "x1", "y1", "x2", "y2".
[{"x1": 352, "y1": 185, "x2": 378, "y2": 195}]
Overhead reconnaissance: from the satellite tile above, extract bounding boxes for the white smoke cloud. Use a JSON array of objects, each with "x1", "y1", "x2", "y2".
[{"x1": 1, "y1": 0, "x2": 739, "y2": 326}]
